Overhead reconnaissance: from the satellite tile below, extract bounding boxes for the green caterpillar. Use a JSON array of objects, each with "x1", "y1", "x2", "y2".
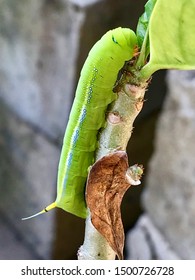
[{"x1": 23, "y1": 27, "x2": 137, "y2": 220}]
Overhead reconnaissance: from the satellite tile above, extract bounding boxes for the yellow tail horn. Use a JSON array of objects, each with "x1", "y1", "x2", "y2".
[{"x1": 22, "y1": 202, "x2": 56, "y2": 220}]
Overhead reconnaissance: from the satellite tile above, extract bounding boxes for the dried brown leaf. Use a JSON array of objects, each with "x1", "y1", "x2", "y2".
[{"x1": 86, "y1": 151, "x2": 131, "y2": 260}]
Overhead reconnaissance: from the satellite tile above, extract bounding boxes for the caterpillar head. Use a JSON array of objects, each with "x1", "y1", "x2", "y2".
[{"x1": 109, "y1": 27, "x2": 137, "y2": 59}]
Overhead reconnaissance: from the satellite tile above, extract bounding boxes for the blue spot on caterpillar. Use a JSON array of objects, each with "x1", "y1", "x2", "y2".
[{"x1": 22, "y1": 27, "x2": 137, "y2": 220}]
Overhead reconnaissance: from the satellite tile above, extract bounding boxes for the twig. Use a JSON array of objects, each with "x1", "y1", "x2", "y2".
[{"x1": 78, "y1": 69, "x2": 149, "y2": 260}]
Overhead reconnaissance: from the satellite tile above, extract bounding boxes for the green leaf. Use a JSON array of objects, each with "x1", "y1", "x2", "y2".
[
  {"x1": 140, "y1": 0, "x2": 195, "y2": 79},
  {"x1": 135, "y1": 0, "x2": 157, "y2": 70},
  {"x1": 136, "y1": 0, "x2": 157, "y2": 49}
]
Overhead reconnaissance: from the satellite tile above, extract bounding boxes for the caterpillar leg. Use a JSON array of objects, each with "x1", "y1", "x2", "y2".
[{"x1": 22, "y1": 202, "x2": 56, "y2": 220}]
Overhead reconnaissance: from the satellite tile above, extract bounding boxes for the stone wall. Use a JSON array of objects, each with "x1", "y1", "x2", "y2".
[
  {"x1": 0, "y1": 0, "x2": 85, "y2": 140},
  {"x1": 127, "y1": 70, "x2": 195, "y2": 260}
]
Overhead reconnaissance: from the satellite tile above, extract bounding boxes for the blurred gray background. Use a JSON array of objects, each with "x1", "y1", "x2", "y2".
[{"x1": 1, "y1": 0, "x2": 194, "y2": 260}]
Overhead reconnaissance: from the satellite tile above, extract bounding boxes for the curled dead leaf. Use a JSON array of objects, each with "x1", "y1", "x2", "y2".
[{"x1": 86, "y1": 151, "x2": 143, "y2": 259}]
